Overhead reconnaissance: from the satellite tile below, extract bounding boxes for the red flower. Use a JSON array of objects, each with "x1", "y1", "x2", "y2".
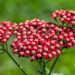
[
  {"x1": 0, "y1": 21, "x2": 17, "y2": 44},
  {"x1": 11, "y1": 19, "x2": 63, "y2": 61}
]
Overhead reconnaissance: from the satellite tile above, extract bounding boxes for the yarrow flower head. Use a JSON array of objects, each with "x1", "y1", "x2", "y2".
[
  {"x1": 10, "y1": 10, "x2": 75, "y2": 62},
  {"x1": 11, "y1": 19, "x2": 63, "y2": 61},
  {"x1": 50, "y1": 10, "x2": 75, "y2": 48},
  {"x1": 50, "y1": 10, "x2": 75, "y2": 28},
  {"x1": 0, "y1": 21, "x2": 17, "y2": 44}
]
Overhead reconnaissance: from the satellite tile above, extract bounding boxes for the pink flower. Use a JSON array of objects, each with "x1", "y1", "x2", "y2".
[{"x1": 11, "y1": 19, "x2": 63, "y2": 61}]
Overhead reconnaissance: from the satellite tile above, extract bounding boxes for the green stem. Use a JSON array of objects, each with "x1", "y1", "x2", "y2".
[
  {"x1": 48, "y1": 55, "x2": 59, "y2": 75},
  {"x1": 38, "y1": 60, "x2": 46, "y2": 75},
  {"x1": 42, "y1": 62, "x2": 46, "y2": 75},
  {"x1": 6, "y1": 50, "x2": 27, "y2": 75},
  {"x1": 48, "y1": 47, "x2": 64, "y2": 75},
  {"x1": 5, "y1": 43, "x2": 27, "y2": 75}
]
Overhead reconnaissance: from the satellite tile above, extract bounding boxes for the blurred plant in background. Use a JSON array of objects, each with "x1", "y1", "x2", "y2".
[{"x1": 0, "y1": 0, "x2": 75, "y2": 75}]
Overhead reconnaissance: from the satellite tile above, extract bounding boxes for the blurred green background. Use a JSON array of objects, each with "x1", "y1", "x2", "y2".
[{"x1": 0, "y1": 0, "x2": 75, "y2": 75}]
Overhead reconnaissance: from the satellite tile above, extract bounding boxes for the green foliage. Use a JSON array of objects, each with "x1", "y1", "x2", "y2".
[{"x1": 0, "y1": 0, "x2": 75, "y2": 75}]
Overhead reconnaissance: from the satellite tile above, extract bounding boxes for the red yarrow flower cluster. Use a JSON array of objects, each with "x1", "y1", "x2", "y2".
[
  {"x1": 0, "y1": 21, "x2": 17, "y2": 44},
  {"x1": 11, "y1": 19, "x2": 63, "y2": 61},
  {"x1": 50, "y1": 10, "x2": 75, "y2": 26},
  {"x1": 47, "y1": 23, "x2": 75, "y2": 48},
  {"x1": 0, "y1": 10, "x2": 74, "y2": 62},
  {"x1": 50, "y1": 10, "x2": 75, "y2": 48},
  {"x1": 59, "y1": 27, "x2": 75, "y2": 48}
]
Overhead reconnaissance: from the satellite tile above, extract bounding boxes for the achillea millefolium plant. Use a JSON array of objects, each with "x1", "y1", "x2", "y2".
[{"x1": 0, "y1": 10, "x2": 75, "y2": 75}]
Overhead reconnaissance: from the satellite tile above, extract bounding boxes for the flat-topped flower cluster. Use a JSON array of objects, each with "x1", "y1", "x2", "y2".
[
  {"x1": 50, "y1": 10, "x2": 75, "y2": 26},
  {"x1": 0, "y1": 21, "x2": 18, "y2": 43},
  {"x1": 0, "y1": 10, "x2": 75, "y2": 61}
]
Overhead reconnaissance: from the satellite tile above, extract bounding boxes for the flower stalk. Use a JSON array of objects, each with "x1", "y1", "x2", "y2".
[
  {"x1": 37, "y1": 60, "x2": 47, "y2": 75},
  {"x1": 5, "y1": 49, "x2": 27, "y2": 75},
  {"x1": 0, "y1": 43, "x2": 27, "y2": 75},
  {"x1": 48, "y1": 55, "x2": 59, "y2": 75}
]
